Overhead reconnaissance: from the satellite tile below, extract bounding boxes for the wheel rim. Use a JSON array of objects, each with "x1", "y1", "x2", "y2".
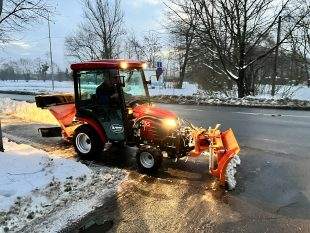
[
  {"x1": 76, "y1": 133, "x2": 91, "y2": 154},
  {"x1": 140, "y1": 152, "x2": 155, "y2": 169}
]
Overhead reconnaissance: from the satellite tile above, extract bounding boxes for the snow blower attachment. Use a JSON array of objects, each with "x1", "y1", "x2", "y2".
[{"x1": 35, "y1": 59, "x2": 241, "y2": 190}]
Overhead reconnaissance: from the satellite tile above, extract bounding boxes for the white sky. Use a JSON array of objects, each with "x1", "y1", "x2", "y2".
[{"x1": 0, "y1": 0, "x2": 166, "y2": 69}]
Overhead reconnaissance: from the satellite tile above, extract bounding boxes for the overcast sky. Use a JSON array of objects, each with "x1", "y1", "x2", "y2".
[{"x1": 0, "y1": 0, "x2": 165, "y2": 70}]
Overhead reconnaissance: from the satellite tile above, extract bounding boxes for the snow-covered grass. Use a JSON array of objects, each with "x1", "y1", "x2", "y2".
[
  {"x1": 151, "y1": 84, "x2": 310, "y2": 102},
  {"x1": 0, "y1": 98, "x2": 58, "y2": 124},
  {"x1": 149, "y1": 82, "x2": 199, "y2": 96},
  {"x1": 151, "y1": 93, "x2": 310, "y2": 109},
  {"x1": 0, "y1": 139, "x2": 126, "y2": 232},
  {"x1": 254, "y1": 85, "x2": 310, "y2": 101},
  {"x1": 1, "y1": 79, "x2": 310, "y2": 103},
  {"x1": 0, "y1": 80, "x2": 73, "y2": 94},
  {"x1": 0, "y1": 138, "x2": 90, "y2": 212}
]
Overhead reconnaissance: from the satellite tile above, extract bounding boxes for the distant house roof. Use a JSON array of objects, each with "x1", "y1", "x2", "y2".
[{"x1": 70, "y1": 59, "x2": 145, "y2": 71}]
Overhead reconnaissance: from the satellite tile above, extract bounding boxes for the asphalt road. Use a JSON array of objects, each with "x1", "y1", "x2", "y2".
[
  {"x1": 158, "y1": 104, "x2": 310, "y2": 217},
  {"x1": 1, "y1": 99, "x2": 310, "y2": 232},
  {"x1": 164, "y1": 103, "x2": 310, "y2": 157}
]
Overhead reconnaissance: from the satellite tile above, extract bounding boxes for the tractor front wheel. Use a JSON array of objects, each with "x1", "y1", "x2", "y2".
[
  {"x1": 73, "y1": 125, "x2": 103, "y2": 158},
  {"x1": 136, "y1": 147, "x2": 163, "y2": 174}
]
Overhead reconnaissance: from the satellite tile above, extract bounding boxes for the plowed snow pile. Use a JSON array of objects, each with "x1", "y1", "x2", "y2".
[
  {"x1": 0, "y1": 139, "x2": 126, "y2": 232},
  {"x1": 0, "y1": 98, "x2": 58, "y2": 124}
]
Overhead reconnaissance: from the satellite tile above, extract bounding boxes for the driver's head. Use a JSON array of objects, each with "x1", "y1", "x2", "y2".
[{"x1": 102, "y1": 77, "x2": 111, "y2": 87}]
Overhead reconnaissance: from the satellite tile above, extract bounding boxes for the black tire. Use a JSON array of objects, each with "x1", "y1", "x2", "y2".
[
  {"x1": 73, "y1": 124, "x2": 103, "y2": 158},
  {"x1": 136, "y1": 147, "x2": 163, "y2": 174}
]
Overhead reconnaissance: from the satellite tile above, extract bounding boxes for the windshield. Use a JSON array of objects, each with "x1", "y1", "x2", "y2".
[{"x1": 120, "y1": 69, "x2": 148, "y2": 102}]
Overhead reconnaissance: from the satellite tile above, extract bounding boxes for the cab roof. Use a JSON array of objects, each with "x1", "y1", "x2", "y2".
[{"x1": 70, "y1": 59, "x2": 145, "y2": 71}]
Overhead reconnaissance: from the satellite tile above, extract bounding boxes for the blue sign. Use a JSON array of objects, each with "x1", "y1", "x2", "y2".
[{"x1": 156, "y1": 61, "x2": 163, "y2": 80}]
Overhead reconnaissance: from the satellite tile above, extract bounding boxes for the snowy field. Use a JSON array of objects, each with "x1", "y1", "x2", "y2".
[
  {"x1": 148, "y1": 82, "x2": 199, "y2": 96},
  {"x1": 0, "y1": 80, "x2": 74, "y2": 94},
  {"x1": 0, "y1": 80, "x2": 199, "y2": 96},
  {"x1": 0, "y1": 139, "x2": 126, "y2": 232},
  {"x1": 254, "y1": 85, "x2": 310, "y2": 101},
  {"x1": 0, "y1": 80, "x2": 309, "y2": 102}
]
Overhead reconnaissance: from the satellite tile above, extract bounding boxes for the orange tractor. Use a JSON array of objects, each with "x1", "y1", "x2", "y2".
[{"x1": 36, "y1": 60, "x2": 241, "y2": 189}]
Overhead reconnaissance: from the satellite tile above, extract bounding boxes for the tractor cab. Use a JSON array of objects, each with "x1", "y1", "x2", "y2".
[{"x1": 71, "y1": 60, "x2": 150, "y2": 143}]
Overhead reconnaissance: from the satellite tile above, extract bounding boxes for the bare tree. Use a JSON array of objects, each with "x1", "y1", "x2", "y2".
[
  {"x1": 168, "y1": 0, "x2": 309, "y2": 97},
  {"x1": 127, "y1": 33, "x2": 144, "y2": 60},
  {"x1": 141, "y1": 32, "x2": 162, "y2": 68},
  {"x1": 166, "y1": 0, "x2": 197, "y2": 88},
  {"x1": 0, "y1": 0, "x2": 51, "y2": 43},
  {"x1": 65, "y1": 0, "x2": 124, "y2": 61}
]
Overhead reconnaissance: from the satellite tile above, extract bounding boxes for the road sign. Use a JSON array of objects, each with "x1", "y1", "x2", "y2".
[{"x1": 156, "y1": 61, "x2": 163, "y2": 80}]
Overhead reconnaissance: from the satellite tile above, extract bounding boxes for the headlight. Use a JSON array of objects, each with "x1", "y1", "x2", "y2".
[
  {"x1": 120, "y1": 61, "x2": 128, "y2": 69},
  {"x1": 128, "y1": 108, "x2": 133, "y2": 115},
  {"x1": 162, "y1": 118, "x2": 177, "y2": 129},
  {"x1": 142, "y1": 63, "x2": 148, "y2": 69}
]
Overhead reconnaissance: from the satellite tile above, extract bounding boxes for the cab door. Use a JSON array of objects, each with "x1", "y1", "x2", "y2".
[{"x1": 75, "y1": 69, "x2": 126, "y2": 142}]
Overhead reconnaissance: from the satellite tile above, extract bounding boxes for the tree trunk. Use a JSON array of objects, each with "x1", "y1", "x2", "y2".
[
  {"x1": 237, "y1": 69, "x2": 246, "y2": 98},
  {"x1": 177, "y1": 64, "x2": 186, "y2": 89}
]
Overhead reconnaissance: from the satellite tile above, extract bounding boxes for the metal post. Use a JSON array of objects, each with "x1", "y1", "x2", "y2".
[
  {"x1": 0, "y1": 120, "x2": 4, "y2": 152},
  {"x1": 48, "y1": 14, "x2": 55, "y2": 91}
]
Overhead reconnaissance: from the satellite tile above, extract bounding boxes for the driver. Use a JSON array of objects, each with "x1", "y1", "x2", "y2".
[{"x1": 96, "y1": 77, "x2": 119, "y2": 106}]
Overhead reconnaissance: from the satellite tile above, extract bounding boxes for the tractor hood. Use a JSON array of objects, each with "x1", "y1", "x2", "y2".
[{"x1": 133, "y1": 104, "x2": 177, "y2": 120}]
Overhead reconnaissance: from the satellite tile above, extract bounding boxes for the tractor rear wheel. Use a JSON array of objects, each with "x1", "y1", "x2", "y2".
[
  {"x1": 73, "y1": 125, "x2": 103, "y2": 158},
  {"x1": 136, "y1": 147, "x2": 163, "y2": 174}
]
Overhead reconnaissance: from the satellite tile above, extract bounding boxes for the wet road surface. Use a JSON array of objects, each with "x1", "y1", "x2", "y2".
[{"x1": 1, "y1": 102, "x2": 310, "y2": 232}]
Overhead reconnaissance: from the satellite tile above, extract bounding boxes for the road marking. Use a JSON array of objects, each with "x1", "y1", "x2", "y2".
[
  {"x1": 182, "y1": 108, "x2": 310, "y2": 119},
  {"x1": 233, "y1": 112, "x2": 310, "y2": 118},
  {"x1": 183, "y1": 108, "x2": 205, "y2": 112}
]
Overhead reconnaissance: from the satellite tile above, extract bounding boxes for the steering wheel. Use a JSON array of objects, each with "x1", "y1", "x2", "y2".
[{"x1": 128, "y1": 99, "x2": 147, "y2": 108}]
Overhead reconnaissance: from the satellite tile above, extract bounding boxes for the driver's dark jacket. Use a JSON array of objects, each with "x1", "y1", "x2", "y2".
[{"x1": 96, "y1": 83, "x2": 115, "y2": 105}]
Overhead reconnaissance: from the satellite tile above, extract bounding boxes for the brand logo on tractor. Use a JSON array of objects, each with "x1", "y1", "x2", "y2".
[{"x1": 110, "y1": 124, "x2": 124, "y2": 134}]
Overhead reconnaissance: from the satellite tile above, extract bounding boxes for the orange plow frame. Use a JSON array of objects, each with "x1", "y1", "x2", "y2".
[{"x1": 189, "y1": 126, "x2": 240, "y2": 185}]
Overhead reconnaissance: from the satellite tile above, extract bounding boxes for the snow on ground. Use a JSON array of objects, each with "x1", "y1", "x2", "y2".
[
  {"x1": 0, "y1": 98, "x2": 58, "y2": 124},
  {"x1": 253, "y1": 85, "x2": 310, "y2": 101},
  {"x1": 149, "y1": 84, "x2": 310, "y2": 108},
  {"x1": 0, "y1": 139, "x2": 126, "y2": 232},
  {"x1": 0, "y1": 138, "x2": 90, "y2": 212},
  {"x1": 150, "y1": 83, "x2": 310, "y2": 101},
  {"x1": 0, "y1": 80, "x2": 73, "y2": 94},
  {"x1": 1, "y1": 79, "x2": 310, "y2": 107},
  {"x1": 1, "y1": 79, "x2": 310, "y2": 101},
  {"x1": 149, "y1": 82, "x2": 199, "y2": 96}
]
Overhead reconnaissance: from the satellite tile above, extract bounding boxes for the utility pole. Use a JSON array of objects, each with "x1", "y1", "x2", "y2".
[
  {"x1": 0, "y1": 0, "x2": 3, "y2": 17},
  {"x1": 271, "y1": 16, "x2": 282, "y2": 96},
  {"x1": 48, "y1": 14, "x2": 55, "y2": 90},
  {"x1": 0, "y1": 120, "x2": 4, "y2": 152}
]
